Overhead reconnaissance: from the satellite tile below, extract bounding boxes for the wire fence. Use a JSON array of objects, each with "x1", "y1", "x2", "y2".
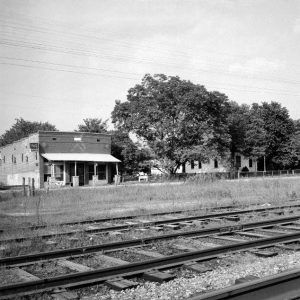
[{"x1": 120, "y1": 169, "x2": 300, "y2": 183}]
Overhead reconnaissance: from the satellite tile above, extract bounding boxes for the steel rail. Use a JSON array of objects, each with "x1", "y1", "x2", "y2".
[
  {"x1": 1, "y1": 214, "x2": 299, "y2": 267},
  {"x1": 1, "y1": 232, "x2": 300, "y2": 299},
  {"x1": 1, "y1": 204, "x2": 300, "y2": 244},
  {"x1": 0, "y1": 205, "x2": 237, "y2": 231},
  {"x1": 189, "y1": 267, "x2": 300, "y2": 300},
  {"x1": 1, "y1": 201, "x2": 300, "y2": 232}
]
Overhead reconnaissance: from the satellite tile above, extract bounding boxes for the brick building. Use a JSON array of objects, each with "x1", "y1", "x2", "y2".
[{"x1": 0, "y1": 131, "x2": 120, "y2": 188}]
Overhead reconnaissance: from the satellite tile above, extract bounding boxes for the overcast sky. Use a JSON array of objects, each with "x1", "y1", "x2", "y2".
[{"x1": 0, "y1": 0, "x2": 300, "y2": 134}]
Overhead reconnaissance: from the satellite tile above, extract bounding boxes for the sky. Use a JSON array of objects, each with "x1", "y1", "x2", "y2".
[{"x1": 0, "y1": 0, "x2": 300, "y2": 135}]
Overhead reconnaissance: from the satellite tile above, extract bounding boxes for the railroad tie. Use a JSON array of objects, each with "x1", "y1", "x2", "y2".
[
  {"x1": 11, "y1": 267, "x2": 40, "y2": 282},
  {"x1": 211, "y1": 235, "x2": 246, "y2": 243},
  {"x1": 96, "y1": 254, "x2": 130, "y2": 265},
  {"x1": 105, "y1": 277, "x2": 139, "y2": 291},
  {"x1": 86, "y1": 225, "x2": 102, "y2": 230},
  {"x1": 183, "y1": 262, "x2": 212, "y2": 273},
  {"x1": 56, "y1": 259, "x2": 93, "y2": 272},
  {"x1": 251, "y1": 250, "x2": 278, "y2": 257},
  {"x1": 235, "y1": 231, "x2": 271, "y2": 239},
  {"x1": 143, "y1": 270, "x2": 176, "y2": 283},
  {"x1": 235, "y1": 275, "x2": 260, "y2": 284},
  {"x1": 129, "y1": 248, "x2": 165, "y2": 258},
  {"x1": 207, "y1": 218, "x2": 223, "y2": 222},
  {"x1": 224, "y1": 215, "x2": 240, "y2": 222},
  {"x1": 125, "y1": 221, "x2": 139, "y2": 226},
  {"x1": 44, "y1": 240, "x2": 58, "y2": 246},
  {"x1": 149, "y1": 226, "x2": 164, "y2": 231},
  {"x1": 109, "y1": 231, "x2": 123, "y2": 236},
  {"x1": 257, "y1": 229, "x2": 294, "y2": 235},
  {"x1": 171, "y1": 243, "x2": 199, "y2": 252},
  {"x1": 276, "y1": 243, "x2": 300, "y2": 251},
  {"x1": 51, "y1": 289, "x2": 78, "y2": 300},
  {"x1": 278, "y1": 225, "x2": 300, "y2": 231},
  {"x1": 177, "y1": 221, "x2": 194, "y2": 227},
  {"x1": 163, "y1": 224, "x2": 181, "y2": 230}
]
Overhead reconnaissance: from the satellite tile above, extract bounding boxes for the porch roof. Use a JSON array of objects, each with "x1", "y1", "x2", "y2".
[{"x1": 41, "y1": 153, "x2": 121, "y2": 163}]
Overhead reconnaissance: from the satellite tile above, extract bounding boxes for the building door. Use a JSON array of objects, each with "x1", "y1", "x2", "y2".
[{"x1": 70, "y1": 163, "x2": 85, "y2": 186}]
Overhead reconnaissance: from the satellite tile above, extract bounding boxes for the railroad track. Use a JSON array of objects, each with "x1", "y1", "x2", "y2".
[
  {"x1": 1, "y1": 199, "x2": 300, "y2": 232},
  {"x1": 1, "y1": 203, "x2": 300, "y2": 244},
  {"x1": 0, "y1": 204, "x2": 238, "y2": 231},
  {"x1": 190, "y1": 267, "x2": 300, "y2": 300},
  {"x1": 1, "y1": 214, "x2": 300, "y2": 266},
  {"x1": 1, "y1": 215, "x2": 300, "y2": 298}
]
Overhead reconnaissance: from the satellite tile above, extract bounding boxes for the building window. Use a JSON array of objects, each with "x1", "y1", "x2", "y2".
[
  {"x1": 26, "y1": 156, "x2": 28, "y2": 163},
  {"x1": 11, "y1": 155, "x2": 13, "y2": 162},
  {"x1": 191, "y1": 160, "x2": 194, "y2": 170},
  {"x1": 3, "y1": 156, "x2": 5, "y2": 163},
  {"x1": 249, "y1": 158, "x2": 253, "y2": 168},
  {"x1": 52, "y1": 137, "x2": 57, "y2": 140},
  {"x1": 97, "y1": 138, "x2": 100, "y2": 142},
  {"x1": 21, "y1": 154, "x2": 24, "y2": 162},
  {"x1": 13, "y1": 157, "x2": 16, "y2": 164},
  {"x1": 198, "y1": 161, "x2": 202, "y2": 169},
  {"x1": 214, "y1": 159, "x2": 218, "y2": 168},
  {"x1": 236, "y1": 155, "x2": 241, "y2": 168},
  {"x1": 35, "y1": 152, "x2": 38, "y2": 160}
]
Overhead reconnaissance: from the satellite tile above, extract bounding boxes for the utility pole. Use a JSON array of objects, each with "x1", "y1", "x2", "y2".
[{"x1": 263, "y1": 155, "x2": 266, "y2": 172}]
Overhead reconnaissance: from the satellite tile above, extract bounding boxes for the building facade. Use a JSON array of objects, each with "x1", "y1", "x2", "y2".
[
  {"x1": 180, "y1": 153, "x2": 257, "y2": 174},
  {"x1": 0, "y1": 131, "x2": 120, "y2": 188}
]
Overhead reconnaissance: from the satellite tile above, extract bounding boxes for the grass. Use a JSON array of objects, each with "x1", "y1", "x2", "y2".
[{"x1": 0, "y1": 177, "x2": 300, "y2": 227}]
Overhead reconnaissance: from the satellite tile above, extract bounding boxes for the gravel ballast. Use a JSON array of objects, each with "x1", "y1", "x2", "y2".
[{"x1": 81, "y1": 251, "x2": 300, "y2": 300}]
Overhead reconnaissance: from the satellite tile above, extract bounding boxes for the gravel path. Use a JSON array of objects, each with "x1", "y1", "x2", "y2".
[{"x1": 81, "y1": 251, "x2": 300, "y2": 300}]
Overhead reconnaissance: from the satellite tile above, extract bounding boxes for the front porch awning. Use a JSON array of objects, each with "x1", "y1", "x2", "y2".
[{"x1": 41, "y1": 153, "x2": 121, "y2": 163}]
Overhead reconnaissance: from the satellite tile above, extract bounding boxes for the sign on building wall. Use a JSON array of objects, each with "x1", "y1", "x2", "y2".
[{"x1": 29, "y1": 143, "x2": 39, "y2": 152}]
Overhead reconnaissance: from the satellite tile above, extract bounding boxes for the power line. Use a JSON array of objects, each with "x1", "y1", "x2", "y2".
[
  {"x1": 1, "y1": 37, "x2": 300, "y2": 87},
  {"x1": 1, "y1": 17, "x2": 299, "y2": 75},
  {"x1": 0, "y1": 62, "x2": 140, "y2": 80}
]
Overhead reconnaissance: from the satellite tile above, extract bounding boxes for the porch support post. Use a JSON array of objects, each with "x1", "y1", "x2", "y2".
[
  {"x1": 51, "y1": 163, "x2": 55, "y2": 177},
  {"x1": 63, "y1": 161, "x2": 66, "y2": 185},
  {"x1": 94, "y1": 162, "x2": 97, "y2": 176},
  {"x1": 116, "y1": 163, "x2": 119, "y2": 175},
  {"x1": 75, "y1": 161, "x2": 77, "y2": 176}
]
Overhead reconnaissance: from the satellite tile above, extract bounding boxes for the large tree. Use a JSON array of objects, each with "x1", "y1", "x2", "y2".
[
  {"x1": 77, "y1": 118, "x2": 108, "y2": 133},
  {"x1": 241, "y1": 102, "x2": 297, "y2": 169},
  {"x1": 110, "y1": 130, "x2": 152, "y2": 174},
  {"x1": 0, "y1": 118, "x2": 57, "y2": 146},
  {"x1": 112, "y1": 74, "x2": 231, "y2": 173}
]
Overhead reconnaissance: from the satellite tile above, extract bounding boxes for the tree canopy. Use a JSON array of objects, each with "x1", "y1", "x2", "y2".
[
  {"x1": 0, "y1": 118, "x2": 57, "y2": 146},
  {"x1": 228, "y1": 101, "x2": 297, "y2": 169},
  {"x1": 112, "y1": 74, "x2": 231, "y2": 173},
  {"x1": 77, "y1": 118, "x2": 108, "y2": 133}
]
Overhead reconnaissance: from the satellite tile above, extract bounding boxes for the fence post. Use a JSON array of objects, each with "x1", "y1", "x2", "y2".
[
  {"x1": 22, "y1": 177, "x2": 26, "y2": 196},
  {"x1": 27, "y1": 177, "x2": 31, "y2": 196},
  {"x1": 293, "y1": 170, "x2": 295, "y2": 176},
  {"x1": 31, "y1": 178, "x2": 35, "y2": 196}
]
